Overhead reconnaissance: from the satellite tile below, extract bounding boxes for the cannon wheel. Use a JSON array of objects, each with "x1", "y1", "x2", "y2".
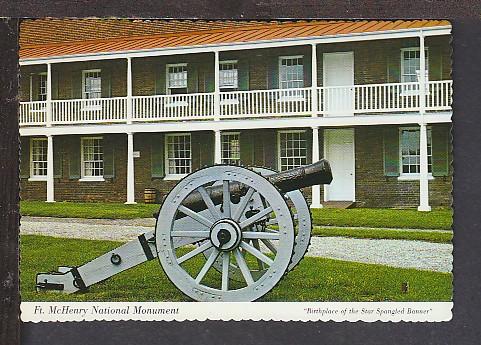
[
  {"x1": 205, "y1": 166, "x2": 312, "y2": 282},
  {"x1": 155, "y1": 165, "x2": 295, "y2": 302}
]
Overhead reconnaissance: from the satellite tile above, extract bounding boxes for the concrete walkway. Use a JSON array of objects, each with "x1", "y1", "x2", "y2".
[{"x1": 20, "y1": 216, "x2": 453, "y2": 273}]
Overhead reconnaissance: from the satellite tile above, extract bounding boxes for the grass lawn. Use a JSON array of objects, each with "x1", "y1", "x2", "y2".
[
  {"x1": 21, "y1": 235, "x2": 452, "y2": 302},
  {"x1": 312, "y1": 227, "x2": 452, "y2": 244},
  {"x1": 20, "y1": 201, "x2": 453, "y2": 230}
]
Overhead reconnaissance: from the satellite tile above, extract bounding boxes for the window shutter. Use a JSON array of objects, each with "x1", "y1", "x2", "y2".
[
  {"x1": 264, "y1": 130, "x2": 277, "y2": 169},
  {"x1": 432, "y1": 125, "x2": 449, "y2": 177},
  {"x1": 31, "y1": 74, "x2": 39, "y2": 101},
  {"x1": 51, "y1": 71, "x2": 59, "y2": 99},
  {"x1": 101, "y1": 68, "x2": 111, "y2": 98},
  {"x1": 68, "y1": 137, "x2": 81, "y2": 179},
  {"x1": 155, "y1": 63, "x2": 166, "y2": 95},
  {"x1": 240, "y1": 131, "x2": 254, "y2": 166},
  {"x1": 103, "y1": 136, "x2": 115, "y2": 178},
  {"x1": 238, "y1": 59, "x2": 249, "y2": 91},
  {"x1": 306, "y1": 129, "x2": 313, "y2": 164},
  {"x1": 20, "y1": 137, "x2": 30, "y2": 178},
  {"x1": 201, "y1": 132, "x2": 214, "y2": 167},
  {"x1": 187, "y1": 63, "x2": 198, "y2": 93},
  {"x1": 205, "y1": 66, "x2": 215, "y2": 93},
  {"x1": 53, "y1": 143, "x2": 62, "y2": 178},
  {"x1": 151, "y1": 133, "x2": 165, "y2": 178},
  {"x1": 383, "y1": 126, "x2": 400, "y2": 177},
  {"x1": 71, "y1": 71, "x2": 82, "y2": 99},
  {"x1": 303, "y1": 55, "x2": 311, "y2": 87},
  {"x1": 268, "y1": 56, "x2": 279, "y2": 89}
]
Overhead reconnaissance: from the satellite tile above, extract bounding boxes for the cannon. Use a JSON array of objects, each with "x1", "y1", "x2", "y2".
[{"x1": 36, "y1": 160, "x2": 333, "y2": 302}]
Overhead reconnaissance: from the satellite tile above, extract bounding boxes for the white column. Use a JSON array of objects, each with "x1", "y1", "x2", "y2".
[
  {"x1": 46, "y1": 63, "x2": 52, "y2": 127},
  {"x1": 311, "y1": 44, "x2": 318, "y2": 117},
  {"x1": 419, "y1": 30, "x2": 426, "y2": 116},
  {"x1": 126, "y1": 57, "x2": 133, "y2": 124},
  {"x1": 125, "y1": 132, "x2": 136, "y2": 204},
  {"x1": 310, "y1": 126, "x2": 322, "y2": 208},
  {"x1": 46, "y1": 135, "x2": 55, "y2": 202},
  {"x1": 418, "y1": 123, "x2": 431, "y2": 211},
  {"x1": 214, "y1": 51, "x2": 221, "y2": 121},
  {"x1": 214, "y1": 130, "x2": 222, "y2": 164}
]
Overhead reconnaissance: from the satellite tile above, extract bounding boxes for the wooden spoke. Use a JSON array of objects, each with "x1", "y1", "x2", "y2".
[
  {"x1": 233, "y1": 248, "x2": 254, "y2": 285},
  {"x1": 178, "y1": 205, "x2": 214, "y2": 228},
  {"x1": 232, "y1": 187, "x2": 256, "y2": 221},
  {"x1": 239, "y1": 206, "x2": 273, "y2": 229},
  {"x1": 242, "y1": 231, "x2": 280, "y2": 240},
  {"x1": 222, "y1": 180, "x2": 231, "y2": 218},
  {"x1": 197, "y1": 186, "x2": 222, "y2": 220},
  {"x1": 221, "y1": 252, "x2": 230, "y2": 291},
  {"x1": 261, "y1": 239, "x2": 278, "y2": 254},
  {"x1": 177, "y1": 242, "x2": 213, "y2": 264},
  {"x1": 240, "y1": 241, "x2": 273, "y2": 266},
  {"x1": 195, "y1": 248, "x2": 220, "y2": 284},
  {"x1": 251, "y1": 239, "x2": 265, "y2": 269},
  {"x1": 171, "y1": 231, "x2": 210, "y2": 238}
]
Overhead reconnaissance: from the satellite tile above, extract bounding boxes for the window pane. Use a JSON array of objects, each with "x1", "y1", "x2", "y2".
[
  {"x1": 31, "y1": 138, "x2": 48, "y2": 176},
  {"x1": 221, "y1": 133, "x2": 240, "y2": 165},
  {"x1": 279, "y1": 57, "x2": 304, "y2": 89},
  {"x1": 166, "y1": 134, "x2": 191, "y2": 174},
  {"x1": 82, "y1": 137, "x2": 104, "y2": 177},
  {"x1": 279, "y1": 131, "x2": 307, "y2": 171},
  {"x1": 400, "y1": 128, "x2": 432, "y2": 174}
]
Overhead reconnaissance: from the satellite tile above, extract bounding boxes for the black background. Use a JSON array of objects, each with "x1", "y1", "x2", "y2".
[{"x1": 1, "y1": 1, "x2": 481, "y2": 344}]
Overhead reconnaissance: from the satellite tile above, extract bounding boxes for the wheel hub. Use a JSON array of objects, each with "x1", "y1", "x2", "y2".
[{"x1": 210, "y1": 219, "x2": 242, "y2": 251}]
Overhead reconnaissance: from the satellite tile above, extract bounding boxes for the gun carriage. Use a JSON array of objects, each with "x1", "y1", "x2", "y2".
[{"x1": 36, "y1": 160, "x2": 332, "y2": 302}]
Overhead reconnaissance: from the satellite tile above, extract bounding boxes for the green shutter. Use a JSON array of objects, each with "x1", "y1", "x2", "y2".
[
  {"x1": 151, "y1": 133, "x2": 165, "y2": 178},
  {"x1": 238, "y1": 59, "x2": 249, "y2": 91},
  {"x1": 20, "y1": 137, "x2": 30, "y2": 178},
  {"x1": 155, "y1": 63, "x2": 166, "y2": 95},
  {"x1": 383, "y1": 126, "x2": 400, "y2": 177},
  {"x1": 201, "y1": 132, "x2": 214, "y2": 167},
  {"x1": 306, "y1": 129, "x2": 313, "y2": 164},
  {"x1": 264, "y1": 130, "x2": 277, "y2": 169},
  {"x1": 31, "y1": 74, "x2": 39, "y2": 101},
  {"x1": 240, "y1": 131, "x2": 254, "y2": 166},
  {"x1": 268, "y1": 56, "x2": 279, "y2": 89},
  {"x1": 103, "y1": 136, "x2": 115, "y2": 178},
  {"x1": 72, "y1": 71, "x2": 82, "y2": 99},
  {"x1": 205, "y1": 65, "x2": 215, "y2": 93},
  {"x1": 101, "y1": 68, "x2": 111, "y2": 98},
  {"x1": 432, "y1": 125, "x2": 450, "y2": 176},
  {"x1": 187, "y1": 63, "x2": 199, "y2": 93},
  {"x1": 51, "y1": 71, "x2": 59, "y2": 99},
  {"x1": 303, "y1": 55, "x2": 311, "y2": 87},
  {"x1": 53, "y1": 142, "x2": 62, "y2": 178},
  {"x1": 68, "y1": 137, "x2": 81, "y2": 179}
]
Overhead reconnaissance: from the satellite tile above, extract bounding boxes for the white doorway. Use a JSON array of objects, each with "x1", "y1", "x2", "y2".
[
  {"x1": 324, "y1": 128, "x2": 355, "y2": 201},
  {"x1": 323, "y1": 52, "x2": 354, "y2": 116}
]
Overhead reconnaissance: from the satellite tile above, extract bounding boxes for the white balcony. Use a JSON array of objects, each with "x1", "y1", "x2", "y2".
[{"x1": 19, "y1": 80, "x2": 452, "y2": 127}]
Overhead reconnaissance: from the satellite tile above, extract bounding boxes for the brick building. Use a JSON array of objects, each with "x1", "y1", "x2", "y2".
[{"x1": 19, "y1": 19, "x2": 452, "y2": 210}]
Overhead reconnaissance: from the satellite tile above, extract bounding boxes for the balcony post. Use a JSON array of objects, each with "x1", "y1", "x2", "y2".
[
  {"x1": 126, "y1": 57, "x2": 133, "y2": 124},
  {"x1": 46, "y1": 135, "x2": 55, "y2": 202},
  {"x1": 310, "y1": 126, "x2": 322, "y2": 208},
  {"x1": 214, "y1": 129, "x2": 222, "y2": 164},
  {"x1": 419, "y1": 30, "x2": 426, "y2": 115},
  {"x1": 214, "y1": 51, "x2": 221, "y2": 121},
  {"x1": 418, "y1": 123, "x2": 431, "y2": 211},
  {"x1": 125, "y1": 132, "x2": 136, "y2": 204},
  {"x1": 46, "y1": 63, "x2": 52, "y2": 127},
  {"x1": 311, "y1": 44, "x2": 318, "y2": 117}
]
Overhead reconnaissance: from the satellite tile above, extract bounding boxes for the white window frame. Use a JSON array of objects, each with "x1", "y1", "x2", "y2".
[
  {"x1": 29, "y1": 137, "x2": 48, "y2": 181},
  {"x1": 278, "y1": 55, "x2": 305, "y2": 102},
  {"x1": 221, "y1": 132, "x2": 241, "y2": 165},
  {"x1": 38, "y1": 72, "x2": 47, "y2": 102},
  {"x1": 165, "y1": 63, "x2": 189, "y2": 107},
  {"x1": 80, "y1": 136, "x2": 105, "y2": 182},
  {"x1": 164, "y1": 133, "x2": 192, "y2": 180},
  {"x1": 398, "y1": 127, "x2": 434, "y2": 181},
  {"x1": 29, "y1": 72, "x2": 48, "y2": 113},
  {"x1": 81, "y1": 69, "x2": 102, "y2": 112},
  {"x1": 400, "y1": 47, "x2": 429, "y2": 96},
  {"x1": 219, "y1": 60, "x2": 239, "y2": 89},
  {"x1": 277, "y1": 130, "x2": 308, "y2": 172}
]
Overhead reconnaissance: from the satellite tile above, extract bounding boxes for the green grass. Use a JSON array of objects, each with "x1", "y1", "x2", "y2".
[
  {"x1": 311, "y1": 208, "x2": 452, "y2": 230},
  {"x1": 312, "y1": 227, "x2": 453, "y2": 243},
  {"x1": 20, "y1": 201, "x2": 453, "y2": 230},
  {"x1": 21, "y1": 235, "x2": 452, "y2": 302}
]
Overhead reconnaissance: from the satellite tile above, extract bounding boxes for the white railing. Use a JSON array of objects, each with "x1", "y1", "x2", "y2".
[
  {"x1": 52, "y1": 97, "x2": 127, "y2": 124},
  {"x1": 133, "y1": 93, "x2": 214, "y2": 121},
  {"x1": 219, "y1": 88, "x2": 312, "y2": 118},
  {"x1": 19, "y1": 101, "x2": 46, "y2": 125},
  {"x1": 318, "y1": 80, "x2": 452, "y2": 115},
  {"x1": 19, "y1": 81, "x2": 452, "y2": 126}
]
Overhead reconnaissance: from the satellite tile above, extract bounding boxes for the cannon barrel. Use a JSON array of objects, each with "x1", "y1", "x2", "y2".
[{"x1": 178, "y1": 159, "x2": 332, "y2": 213}]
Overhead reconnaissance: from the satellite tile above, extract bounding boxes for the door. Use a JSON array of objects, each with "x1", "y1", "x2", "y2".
[
  {"x1": 324, "y1": 128, "x2": 355, "y2": 201},
  {"x1": 323, "y1": 52, "x2": 354, "y2": 116}
]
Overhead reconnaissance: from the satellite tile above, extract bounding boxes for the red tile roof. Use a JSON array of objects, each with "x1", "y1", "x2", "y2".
[{"x1": 20, "y1": 19, "x2": 450, "y2": 60}]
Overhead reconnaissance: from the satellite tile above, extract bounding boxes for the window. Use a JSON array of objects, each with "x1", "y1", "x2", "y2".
[
  {"x1": 82, "y1": 70, "x2": 102, "y2": 99},
  {"x1": 400, "y1": 128, "x2": 432, "y2": 175},
  {"x1": 167, "y1": 64, "x2": 188, "y2": 94},
  {"x1": 221, "y1": 132, "x2": 240, "y2": 165},
  {"x1": 30, "y1": 138, "x2": 47, "y2": 177},
  {"x1": 165, "y1": 134, "x2": 191, "y2": 176},
  {"x1": 401, "y1": 48, "x2": 429, "y2": 83},
  {"x1": 38, "y1": 73, "x2": 47, "y2": 101},
  {"x1": 278, "y1": 130, "x2": 307, "y2": 171},
  {"x1": 81, "y1": 137, "x2": 104, "y2": 178},
  {"x1": 219, "y1": 61, "x2": 238, "y2": 90},
  {"x1": 279, "y1": 56, "x2": 304, "y2": 89}
]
